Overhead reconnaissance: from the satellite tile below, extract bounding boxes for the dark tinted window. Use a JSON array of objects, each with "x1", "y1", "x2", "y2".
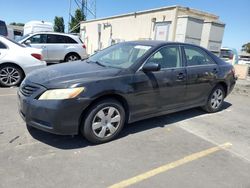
[
  {"x1": 66, "y1": 36, "x2": 77, "y2": 44},
  {"x1": 184, "y1": 46, "x2": 215, "y2": 66},
  {"x1": 0, "y1": 42, "x2": 7, "y2": 49},
  {"x1": 47, "y1": 34, "x2": 77, "y2": 44},
  {"x1": 0, "y1": 20, "x2": 7, "y2": 36},
  {"x1": 28, "y1": 34, "x2": 47, "y2": 44},
  {"x1": 220, "y1": 50, "x2": 233, "y2": 59},
  {"x1": 147, "y1": 46, "x2": 181, "y2": 68}
]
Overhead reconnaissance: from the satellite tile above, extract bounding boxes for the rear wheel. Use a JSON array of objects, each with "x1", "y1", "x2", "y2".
[
  {"x1": 81, "y1": 99, "x2": 125, "y2": 144},
  {"x1": 202, "y1": 85, "x2": 225, "y2": 113},
  {"x1": 0, "y1": 65, "x2": 24, "y2": 87},
  {"x1": 65, "y1": 53, "x2": 80, "y2": 62}
]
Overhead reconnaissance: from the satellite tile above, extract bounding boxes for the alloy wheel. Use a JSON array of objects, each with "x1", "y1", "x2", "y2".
[
  {"x1": 92, "y1": 106, "x2": 121, "y2": 138},
  {"x1": 0, "y1": 67, "x2": 21, "y2": 86},
  {"x1": 210, "y1": 88, "x2": 223, "y2": 109},
  {"x1": 67, "y1": 55, "x2": 79, "y2": 62}
]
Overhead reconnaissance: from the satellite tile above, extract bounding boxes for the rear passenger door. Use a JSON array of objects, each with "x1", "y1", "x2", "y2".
[
  {"x1": 46, "y1": 34, "x2": 66, "y2": 62},
  {"x1": 0, "y1": 41, "x2": 8, "y2": 60},
  {"x1": 183, "y1": 45, "x2": 218, "y2": 105}
]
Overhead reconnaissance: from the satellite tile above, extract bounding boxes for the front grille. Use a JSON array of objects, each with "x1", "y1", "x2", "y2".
[{"x1": 20, "y1": 84, "x2": 40, "y2": 97}]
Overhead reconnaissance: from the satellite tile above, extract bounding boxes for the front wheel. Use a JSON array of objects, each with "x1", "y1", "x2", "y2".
[
  {"x1": 202, "y1": 85, "x2": 225, "y2": 113},
  {"x1": 81, "y1": 99, "x2": 125, "y2": 144}
]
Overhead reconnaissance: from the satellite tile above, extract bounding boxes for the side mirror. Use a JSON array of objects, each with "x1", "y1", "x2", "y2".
[
  {"x1": 142, "y1": 63, "x2": 161, "y2": 72},
  {"x1": 24, "y1": 40, "x2": 31, "y2": 46}
]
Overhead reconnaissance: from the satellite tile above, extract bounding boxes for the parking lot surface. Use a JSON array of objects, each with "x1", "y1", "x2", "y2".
[{"x1": 0, "y1": 87, "x2": 250, "y2": 188}]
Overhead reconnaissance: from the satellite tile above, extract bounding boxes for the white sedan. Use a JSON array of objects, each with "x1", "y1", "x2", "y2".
[{"x1": 0, "y1": 36, "x2": 46, "y2": 87}]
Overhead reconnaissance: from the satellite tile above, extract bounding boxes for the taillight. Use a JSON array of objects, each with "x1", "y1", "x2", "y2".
[
  {"x1": 229, "y1": 54, "x2": 233, "y2": 60},
  {"x1": 82, "y1": 44, "x2": 86, "y2": 49},
  {"x1": 31, "y1": 53, "x2": 42, "y2": 61},
  {"x1": 231, "y1": 67, "x2": 236, "y2": 78}
]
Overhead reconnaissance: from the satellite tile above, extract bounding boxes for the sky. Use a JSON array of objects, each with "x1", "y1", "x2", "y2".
[{"x1": 0, "y1": 0, "x2": 249, "y2": 50}]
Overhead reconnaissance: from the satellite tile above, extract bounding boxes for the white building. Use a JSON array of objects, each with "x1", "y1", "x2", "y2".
[{"x1": 80, "y1": 5, "x2": 225, "y2": 55}]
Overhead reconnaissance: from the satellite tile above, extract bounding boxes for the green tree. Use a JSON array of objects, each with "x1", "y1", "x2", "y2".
[
  {"x1": 242, "y1": 43, "x2": 250, "y2": 53},
  {"x1": 53, "y1": 16, "x2": 65, "y2": 33},
  {"x1": 9, "y1": 22, "x2": 25, "y2": 26},
  {"x1": 69, "y1": 9, "x2": 86, "y2": 33}
]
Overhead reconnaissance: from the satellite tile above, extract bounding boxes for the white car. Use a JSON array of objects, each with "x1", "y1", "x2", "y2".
[
  {"x1": 18, "y1": 32, "x2": 88, "y2": 63},
  {"x1": 220, "y1": 48, "x2": 239, "y2": 65},
  {"x1": 0, "y1": 36, "x2": 46, "y2": 87}
]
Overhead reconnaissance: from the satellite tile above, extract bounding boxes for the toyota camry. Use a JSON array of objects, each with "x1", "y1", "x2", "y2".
[{"x1": 18, "y1": 41, "x2": 236, "y2": 144}]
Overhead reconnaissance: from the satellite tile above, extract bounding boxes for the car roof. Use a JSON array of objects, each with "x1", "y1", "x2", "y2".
[
  {"x1": 123, "y1": 40, "x2": 206, "y2": 49},
  {"x1": 27, "y1": 32, "x2": 79, "y2": 38}
]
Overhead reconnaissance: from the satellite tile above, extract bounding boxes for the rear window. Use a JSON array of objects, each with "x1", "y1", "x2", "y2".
[
  {"x1": 0, "y1": 21, "x2": 8, "y2": 36},
  {"x1": 0, "y1": 41, "x2": 7, "y2": 49},
  {"x1": 220, "y1": 50, "x2": 233, "y2": 59},
  {"x1": 4, "y1": 37, "x2": 25, "y2": 48}
]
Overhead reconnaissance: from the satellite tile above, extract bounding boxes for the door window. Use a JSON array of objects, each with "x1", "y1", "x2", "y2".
[
  {"x1": 47, "y1": 35, "x2": 77, "y2": 44},
  {"x1": 147, "y1": 46, "x2": 181, "y2": 69},
  {"x1": 28, "y1": 34, "x2": 47, "y2": 44},
  {"x1": 0, "y1": 42, "x2": 7, "y2": 49},
  {"x1": 184, "y1": 46, "x2": 215, "y2": 66},
  {"x1": 65, "y1": 36, "x2": 77, "y2": 44}
]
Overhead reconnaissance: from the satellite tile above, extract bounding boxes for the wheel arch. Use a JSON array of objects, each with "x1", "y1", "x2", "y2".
[
  {"x1": 216, "y1": 81, "x2": 228, "y2": 97},
  {"x1": 64, "y1": 52, "x2": 81, "y2": 61},
  {"x1": 0, "y1": 62, "x2": 26, "y2": 77},
  {"x1": 78, "y1": 93, "x2": 130, "y2": 132}
]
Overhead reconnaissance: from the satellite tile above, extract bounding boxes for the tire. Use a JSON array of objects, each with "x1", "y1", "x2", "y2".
[
  {"x1": 65, "y1": 53, "x2": 80, "y2": 62},
  {"x1": 0, "y1": 64, "x2": 24, "y2": 87},
  {"x1": 81, "y1": 99, "x2": 126, "y2": 144},
  {"x1": 202, "y1": 85, "x2": 225, "y2": 113}
]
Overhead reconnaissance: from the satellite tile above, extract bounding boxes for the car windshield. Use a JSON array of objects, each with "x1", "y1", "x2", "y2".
[
  {"x1": 4, "y1": 36, "x2": 25, "y2": 48},
  {"x1": 88, "y1": 43, "x2": 152, "y2": 69}
]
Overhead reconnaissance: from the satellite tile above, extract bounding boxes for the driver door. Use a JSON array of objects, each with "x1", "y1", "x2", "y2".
[
  {"x1": 24, "y1": 34, "x2": 48, "y2": 60},
  {"x1": 131, "y1": 45, "x2": 186, "y2": 119}
]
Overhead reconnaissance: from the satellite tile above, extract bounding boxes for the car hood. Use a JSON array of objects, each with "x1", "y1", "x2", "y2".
[{"x1": 26, "y1": 61, "x2": 121, "y2": 88}]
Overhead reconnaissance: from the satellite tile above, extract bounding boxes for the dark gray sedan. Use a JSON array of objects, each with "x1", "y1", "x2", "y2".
[{"x1": 18, "y1": 41, "x2": 236, "y2": 144}]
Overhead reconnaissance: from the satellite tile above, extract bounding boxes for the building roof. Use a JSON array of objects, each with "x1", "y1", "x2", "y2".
[
  {"x1": 81, "y1": 5, "x2": 219, "y2": 24},
  {"x1": 7, "y1": 25, "x2": 24, "y2": 32}
]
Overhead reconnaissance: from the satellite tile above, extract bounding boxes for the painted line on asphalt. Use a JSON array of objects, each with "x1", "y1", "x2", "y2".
[
  {"x1": 108, "y1": 142, "x2": 232, "y2": 188},
  {"x1": 0, "y1": 94, "x2": 16, "y2": 97}
]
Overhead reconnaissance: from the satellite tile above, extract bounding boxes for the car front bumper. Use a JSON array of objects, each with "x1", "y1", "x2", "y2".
[{"x1": 17, "y1": 85, "x2": 92, "y2": 135}]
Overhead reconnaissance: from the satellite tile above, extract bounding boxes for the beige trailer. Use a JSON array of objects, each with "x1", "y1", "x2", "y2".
[{"x1": 80, "y1": 5, "x2": 225, "y2": 55}]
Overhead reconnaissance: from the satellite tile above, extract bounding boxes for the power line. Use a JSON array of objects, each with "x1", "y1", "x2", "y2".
[{"x1": 68, "y1": 0, "x2": 96, "y2": 32}]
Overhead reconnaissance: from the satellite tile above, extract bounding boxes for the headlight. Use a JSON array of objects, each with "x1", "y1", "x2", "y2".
[{"x1": 38, "y1": 87, "x2": 84, "y2": 100}]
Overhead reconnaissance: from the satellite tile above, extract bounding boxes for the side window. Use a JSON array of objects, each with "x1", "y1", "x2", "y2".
[
  {"x1": 147, "y1": 46, "x2": 181, "y2": 69},
  {"x1": 47, "y1": 34, "x2": 59, "y2": 43},
  {"x1": 0, "y1": 42, "x2": 7, "y2": 49},
  {"x1": 28, "y1": 34, "x2": 47, "y2": 44},
  {"x1": 184, "y1": 46, "x2": 215, "y2": 66},
  {"x1": 66, "y1": 36, "x2": 77, "y2": 44}
]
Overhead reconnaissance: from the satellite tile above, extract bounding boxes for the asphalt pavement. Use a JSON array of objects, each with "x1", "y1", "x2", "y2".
[{"x1": 0, "y1": 87, "x2": 249, "y2": 188}]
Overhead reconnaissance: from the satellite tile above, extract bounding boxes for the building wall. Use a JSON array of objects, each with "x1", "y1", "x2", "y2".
[
  {"x1": 80, "y1": 6, "x2": 224, "y2": 55},
  {"x1": 81, "y1": 8, "x2": 177, "y2": 54}
]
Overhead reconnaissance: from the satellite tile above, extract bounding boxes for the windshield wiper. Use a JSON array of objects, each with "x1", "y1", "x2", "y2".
[{"x1": 94, "y1": 61, "x2": 106, "y2": 67}]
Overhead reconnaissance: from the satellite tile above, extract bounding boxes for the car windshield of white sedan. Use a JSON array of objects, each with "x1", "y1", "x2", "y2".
[
  {"x1": 88, "y1": 43, "x2": 152, "y2": 69},
  {"x1": 4, "y1": 37, "x2": 25, "y2": 48}
]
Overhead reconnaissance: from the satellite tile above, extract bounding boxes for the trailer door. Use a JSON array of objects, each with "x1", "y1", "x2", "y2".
[{"x1": 154, "y1": 22, "x2": 170, "y2": 41}]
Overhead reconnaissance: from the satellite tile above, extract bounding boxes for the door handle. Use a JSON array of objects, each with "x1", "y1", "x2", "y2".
[{"x1": 177, "y1": 73, "x2": 185, "y2": 80}]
